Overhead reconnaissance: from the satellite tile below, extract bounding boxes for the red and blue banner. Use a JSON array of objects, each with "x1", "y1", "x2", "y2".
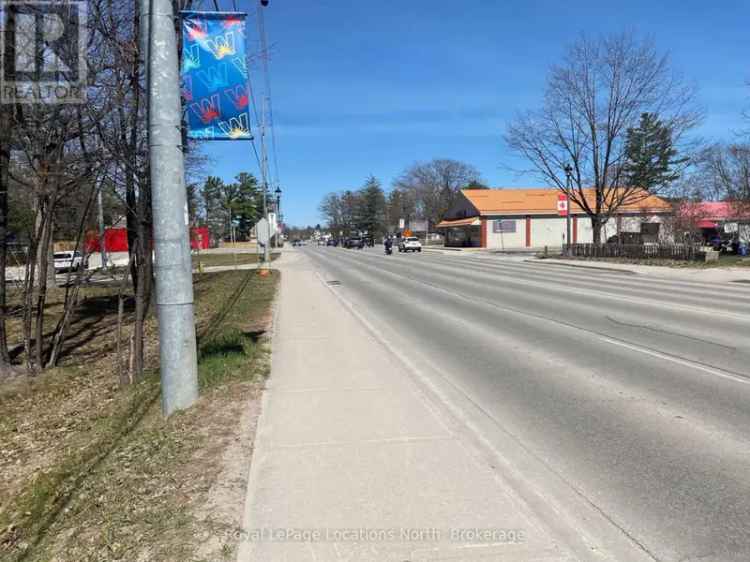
[{"x1": 180, "y1": 11, "x2": 252, "y2": 141}]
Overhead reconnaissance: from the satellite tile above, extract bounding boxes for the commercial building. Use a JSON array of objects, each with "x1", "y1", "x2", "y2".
[
  {"x1": 436, "y1": 188, "x2": 673, "y2": 250},
  {"x1": 677, "y1": 201, "x2": 750, "y2": 246}
]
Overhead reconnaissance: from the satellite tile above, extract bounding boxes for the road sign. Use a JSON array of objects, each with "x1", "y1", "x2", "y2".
[
  {"x1": 257, "y1": 218, "x2": 270, "y2": 245},
  {"x1": 557, "y1": 193, "x2": 569, "y2": 217},
  {"x1": 724, "y1": 222, "x2": 738, "y2": 233},
  {"x1": 398, "y1": 218, "x2": 405, "y2": 229}
]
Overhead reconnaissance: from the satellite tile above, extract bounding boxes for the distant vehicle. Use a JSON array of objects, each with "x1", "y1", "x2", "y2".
[
  {"x1": 292, "y1": 239, "x2": 302, "y2": 247},
  {"x1": 346, "y1": 237, "x2": 365, "y2": 249},
  {"x1": 54, "y1": 250, "x2": 85, "y2": 272},
  {"x1": 326, "y1": 238, "x2": 338, "y2": 247},
  {"x1": 398, "y1": 236, "x2": 422, "y2": 253}
]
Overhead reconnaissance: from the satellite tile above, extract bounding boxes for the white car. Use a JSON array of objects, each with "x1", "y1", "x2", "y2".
[
  {"x1": 398, "y1": 236, "x2": 422, "y2": 253},
  {"x1": 53, "y1": 251, "x2": 85, "y2": 272}
]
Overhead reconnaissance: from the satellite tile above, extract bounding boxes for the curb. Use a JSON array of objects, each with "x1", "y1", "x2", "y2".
[{"x1": 525, "y1": 259, "x2": 637, "y2": 275}]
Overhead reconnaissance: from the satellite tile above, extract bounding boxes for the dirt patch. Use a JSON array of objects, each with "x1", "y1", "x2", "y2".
[{"x1": 193, "y1": 383, "x2": 264, "y2": 560}]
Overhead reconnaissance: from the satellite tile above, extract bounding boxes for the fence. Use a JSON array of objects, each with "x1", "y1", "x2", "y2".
[{"x1": 568, "y1": 243, "x2": 705, "y2": 261}]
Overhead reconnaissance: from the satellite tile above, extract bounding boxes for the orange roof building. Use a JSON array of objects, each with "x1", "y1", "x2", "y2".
[{"x1": 436, "y1": 188, "x2": 673, "y2": 250}]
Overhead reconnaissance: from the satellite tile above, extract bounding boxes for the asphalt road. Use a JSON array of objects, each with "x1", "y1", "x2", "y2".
[{"x1": 302, "y1": 245, "x2": 750, "y2": 562}]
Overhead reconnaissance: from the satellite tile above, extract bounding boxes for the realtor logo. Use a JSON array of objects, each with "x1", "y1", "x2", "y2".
[{"x1": 0, "y1": 1, "x2": 87, "y2": 104}]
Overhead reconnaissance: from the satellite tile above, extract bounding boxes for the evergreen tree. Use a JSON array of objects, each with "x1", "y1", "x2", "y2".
[
  {"x1": 203, "y1": 176, "x2": 229, "y2": 240},
  {"x1": 203, "y1": 173, "x2": 262, "y2": 241},
  {"x1": 356, "y1": 176, "x2": 387, "y2": 239},
  {"x1": 623, "y1": 113, "x2": 687, "y2": 191},
  {"x1": 232, "y1": 172, "x2": 262, "y2": 238}
]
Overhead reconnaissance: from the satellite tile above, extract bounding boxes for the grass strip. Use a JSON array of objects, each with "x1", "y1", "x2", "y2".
[{"x1": 0, "y1": 270, "x2": 279, "y2": 561}]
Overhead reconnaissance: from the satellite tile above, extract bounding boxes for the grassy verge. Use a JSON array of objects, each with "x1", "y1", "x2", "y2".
[
  {"x1": 0, "y1": 270, "x2": 279, "y2": 562},
  {"x1": 192, "y1": 252, "x2": 280, "y2": 269},
  {"x1": 547, "y1": 254, "x2": 750, "y2": 269}
]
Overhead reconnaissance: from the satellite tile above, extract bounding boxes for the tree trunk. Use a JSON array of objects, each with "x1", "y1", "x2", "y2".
[
  {"x1": 130, "y1": 186, "x2": 149, "y2": 381},
  {"x1": 0, "y1": 104, "x2": 12, "y2": 368},
  {"x1": 33, "y1": 211, "x2": 54, "y2": 369},
  {"x1": 124, "y1": 149, "x2": 138, "y2": 293},
  {"x1": 46, "y1": 181, "x2": 98, "y2": 368},
  {"x1": 591, "y1": 215, "x2": 603, "y2": 245}
]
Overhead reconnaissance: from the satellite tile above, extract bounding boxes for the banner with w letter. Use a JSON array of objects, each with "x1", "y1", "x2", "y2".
[{"x1": 180, "y1": 11, "x2": 252, "y2": 140}]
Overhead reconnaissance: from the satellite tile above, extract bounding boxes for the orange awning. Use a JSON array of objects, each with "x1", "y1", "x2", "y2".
[{"x1": 436, "y1": 217, "x2": 481, "y2": 228}]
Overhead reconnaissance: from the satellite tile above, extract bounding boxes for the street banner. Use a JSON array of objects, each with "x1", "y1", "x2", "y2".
[
  {"x1": 557, "y1": 193, "x2": 569, "y2": 217},
  {"x1": 180, "y1": 11, "x2": 252, "y2": 140}
]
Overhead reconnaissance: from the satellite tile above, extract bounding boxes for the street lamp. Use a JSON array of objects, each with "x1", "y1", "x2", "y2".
[
  {"x1": 564, "y1": 164, "x2": 573, "y2": 255},
  {"x1": 274, "y1": 187, "x2": 282, "y2": 247}
]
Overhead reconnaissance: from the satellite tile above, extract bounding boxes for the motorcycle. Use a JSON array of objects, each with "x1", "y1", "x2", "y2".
[{"x1": 384, "y1": 244, "x2": 393, "y2": 255}]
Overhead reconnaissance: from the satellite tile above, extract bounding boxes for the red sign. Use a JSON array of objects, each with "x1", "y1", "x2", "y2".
[{"x1": 557, "y1": 194, "x2": 569, "y2": 217}]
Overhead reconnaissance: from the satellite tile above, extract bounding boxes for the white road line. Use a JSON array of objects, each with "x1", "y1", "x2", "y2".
[{"x1": 600, "y1": 337, "x2": 750, "y2": 386}]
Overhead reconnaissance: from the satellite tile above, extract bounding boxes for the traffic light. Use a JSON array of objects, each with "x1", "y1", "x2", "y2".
[{"x1": 261, "y1": 0, "x2": 269, "y2": 5}]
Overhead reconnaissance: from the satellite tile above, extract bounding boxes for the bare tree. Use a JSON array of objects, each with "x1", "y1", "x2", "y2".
[
  {"x1": 392, "y1": 159, "x2": 483, "y2": 228},
  {"x1": 385, "y1": 188, "x2": 417, "y2": 231},
  {"x1": 698, "y1": 144, "x2": 750, "y2": 210},
  {"x1": 505, "y1": 32, "x2": 701, "y2": 243},
  {"x1": 318, "y1": 192, "x2": 343, "y2": 233}
]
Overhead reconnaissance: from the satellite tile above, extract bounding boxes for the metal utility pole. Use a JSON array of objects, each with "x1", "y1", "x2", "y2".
[
  {"x1": 275, "y1": 187, "x2": 282, "y2": 248},
  {"x1": 257, "y1": 3, "x2": 274, "y2": 265},
  {"x1": 564, "y1": 164, "x2": 573, "y2": 255},
  {"x1": 257, "y1": 93, "x2": 271, "y2": 264},
  {"x1": 147, "y1": 0, "x2": 199, "y2": 415}
]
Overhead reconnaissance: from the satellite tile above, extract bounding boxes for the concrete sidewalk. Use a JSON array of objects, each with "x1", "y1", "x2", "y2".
[{"x1": 236, "y1": 252, "x2": 579, "y2": 562}]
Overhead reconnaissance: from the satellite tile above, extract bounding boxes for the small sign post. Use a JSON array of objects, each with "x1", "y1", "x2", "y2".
[
  {"x1": 256, "y1": 217, "x2": 271, "y2": 276},
  {"x1": 257, "y1": 217, "x2": 270, "y2": 245}
]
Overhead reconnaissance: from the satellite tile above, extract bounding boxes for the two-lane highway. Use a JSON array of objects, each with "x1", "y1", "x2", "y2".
[{"x1": 302, "y1": 246, "x2": 750, "y2": 562}]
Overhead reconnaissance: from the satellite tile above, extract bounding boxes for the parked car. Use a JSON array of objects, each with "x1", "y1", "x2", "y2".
[
  {"x1": 398, "y1": 236, "x2": 422, "y2": 253},
  {"x1": 326, "y1": 238, "x2": 338, "y2": 247},
  {"x1": 53, "y1": 250, "x2": 85, "y2": 272}
]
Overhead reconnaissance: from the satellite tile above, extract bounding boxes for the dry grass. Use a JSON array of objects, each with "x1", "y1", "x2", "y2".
[{"x1": 0, "y1": 270, "x2": 279, "y2": 562}]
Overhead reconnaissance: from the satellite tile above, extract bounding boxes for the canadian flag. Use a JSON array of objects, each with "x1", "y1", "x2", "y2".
[{"x1": 557, "y1": 194, "x2": 569, "y2": 216}]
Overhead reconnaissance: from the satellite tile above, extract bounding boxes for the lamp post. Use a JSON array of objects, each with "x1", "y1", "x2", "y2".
[
  {"x1": 275, "y1": 187, "x2": 282, "y2": 248},
  {"x1": 261, "y1": 183, "x2": 271, "y2": 262},
  {"x1": 564, "y1": 164, "x2": 573, "y2": 255}
]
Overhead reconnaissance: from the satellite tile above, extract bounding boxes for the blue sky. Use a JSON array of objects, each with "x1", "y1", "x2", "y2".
[{"x1": 199, "y1": 0, "x2": 749, "y2": 226}]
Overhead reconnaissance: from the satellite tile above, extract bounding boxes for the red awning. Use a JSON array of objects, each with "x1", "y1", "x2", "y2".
[{"x1": 697, "y1": 219, "x2": 718, "y2": 229}]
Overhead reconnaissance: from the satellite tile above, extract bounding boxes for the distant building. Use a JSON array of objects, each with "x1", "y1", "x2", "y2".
[
  {"x1": 436, "y1": 188, "x2": 673, "y2": 250},
  {"x1": 676, "y1": 201, "x2": 750, "y2": 245},
  {"x1": 85, "y1": 226, "x2": 210, "y2": 253}
]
